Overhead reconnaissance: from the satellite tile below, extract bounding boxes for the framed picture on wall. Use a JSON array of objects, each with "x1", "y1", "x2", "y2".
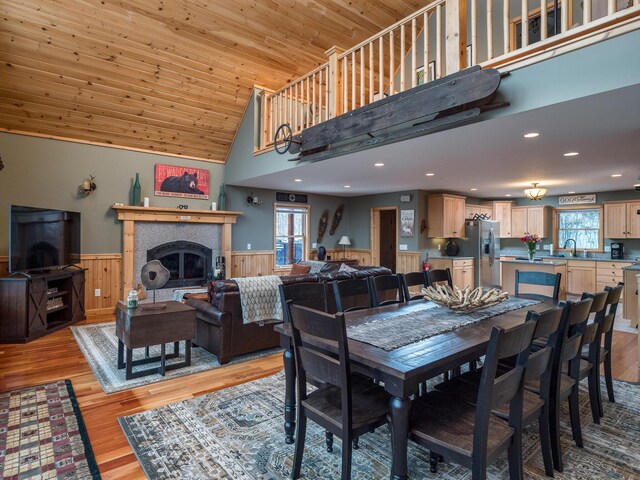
[
  {"x1": 400, "y1": 209, "x2": 415, "y2": 237},
  {"x1": 416, "y1": 62, "x2": 436, "y2": 85},
  {"x1": 154, "y1": 163, "x2": 210, "y2": 199}
]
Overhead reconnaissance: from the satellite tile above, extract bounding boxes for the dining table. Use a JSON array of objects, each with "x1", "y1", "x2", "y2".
[{"x1": 275, "y1": 297, "x2": 551, "y2": 480}]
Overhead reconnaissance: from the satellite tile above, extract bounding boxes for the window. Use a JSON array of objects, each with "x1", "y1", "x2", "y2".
[
  {"x1": 275, "y1": 204, "x2": 309, "y2": 267},
  {"x1": 556, "y1": 208, "x2": 602, "y2": 251}
]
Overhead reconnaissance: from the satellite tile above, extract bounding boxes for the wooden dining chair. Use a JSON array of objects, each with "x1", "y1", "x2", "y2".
[
  {"x1": 408, "y1": 320, "x2": 537, "y2": 479},
  {"x1": 514, "y1": 270, "x2": 562, "y2": 301},
  {"x1": 331, "y1": 277, "x2": 374, "y2": 312},
  {"x1": 288, "y1": 304, "x2": 390, "y2": 480},
  {"x1": 568, "y1": 290, "x2": 609, "y2": 424},
  {"x1": 434, "y1": 306, "x2": 565, "y2": 478},
  {"x1": 370, "y1": 274, "x2": 406, "y2": 306},
  {"x1": 583, "y1": 283, "x2": 624, "y2": 416},
  {"x1": 400, "y1": 271, "x2": 428, "y2": 301},
  {"x1": 279, "y1": 282, "x2": 328, "y2": 323},
  {"x1": 425, "y1": 268, "x2": 453, "y2": 288}
]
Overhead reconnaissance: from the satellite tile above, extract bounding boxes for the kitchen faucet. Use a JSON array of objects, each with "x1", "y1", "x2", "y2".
[{"x1": 563, "y1": 238, "x2": 577, "y2": 257}]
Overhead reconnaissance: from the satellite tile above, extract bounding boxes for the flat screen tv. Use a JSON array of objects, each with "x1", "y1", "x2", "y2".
[{"x1": 9, "y1": 205, "x2": 81, "y2": 273}]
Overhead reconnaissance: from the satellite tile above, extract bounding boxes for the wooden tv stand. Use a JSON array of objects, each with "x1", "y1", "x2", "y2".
[{"x1": 0, "y1": 268, "x2": 86, "y2": 343}]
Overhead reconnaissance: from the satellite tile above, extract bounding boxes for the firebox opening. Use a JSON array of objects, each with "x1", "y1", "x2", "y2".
[{"x1": 147, "y1": 240, "x2": 212, "y2": 288}]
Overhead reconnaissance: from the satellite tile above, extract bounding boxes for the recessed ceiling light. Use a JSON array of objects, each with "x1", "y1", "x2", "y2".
[
  {"x1": 568, "y1": 191, "x2": 576, "y2": 194},
  {"x1": 294, "y1": 178, "x2": 302, "y2": 182},
  {"x1": 374, "y1": 162, "x2": 384, "y2": 167},
  {"x1": 344, "y1": 185, "x2": 351, "y2": 188},
  {"x1": 470, "y1": 188, "x2": 478, "y2": 191},
  {"x1": 425, "y1": 172, "x2": 435, "y2": 176},
  {"x1": 523, "y1": 132, "x2": 539, "y2": 138},
  {"x1": 563, "y1": 152, "x2": 579, "y2": 157},
  {"x1": 611, "y1": 174, "x2": 622, "y2": 177},
  {"x1": 505, "y1": 194, "x2": 512, "y2": 197}
]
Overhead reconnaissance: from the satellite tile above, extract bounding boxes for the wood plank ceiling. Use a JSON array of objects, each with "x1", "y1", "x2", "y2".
[{"x1": 0, "y1": 0, "x2": 431, "y2": 162}]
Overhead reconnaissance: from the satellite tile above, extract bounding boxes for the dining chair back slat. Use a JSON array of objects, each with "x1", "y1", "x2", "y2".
[
  {"x1": 425, "y1": 268, "x2": 453, "y2": 288},
  {"x1": 332, "y1": 277, "x2": 374, "y2": 313},
  {"x1": 279, "y1": 282, "x2": 328, "y2": 323},
  {"x1": 514, "y1": 270, "x2": 562, "y2": 301},
  {"x1": 401, "y1": 271, "x2": 428, "y2": 301},
  {"x1": 371, "y1": 274, "x2": 406, "y2": 306}
]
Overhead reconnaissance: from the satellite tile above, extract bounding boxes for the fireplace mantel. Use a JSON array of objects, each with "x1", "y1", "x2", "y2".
[{"x1": 112, "y1": 205, "x2": 242, "y2": 296}]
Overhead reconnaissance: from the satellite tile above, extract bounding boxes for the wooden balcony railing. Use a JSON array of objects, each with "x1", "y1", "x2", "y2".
[{"x1": 257, "y1": 0, "x2": 640, "y2": 151}]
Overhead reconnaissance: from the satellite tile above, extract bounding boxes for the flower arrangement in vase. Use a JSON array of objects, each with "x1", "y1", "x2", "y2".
[{"x1": 521, "y1": 234, "x2": 541, "y2": 262}]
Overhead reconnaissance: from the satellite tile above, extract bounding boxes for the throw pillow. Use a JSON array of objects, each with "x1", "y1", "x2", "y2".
[
  {"x1": 290, "y1": 263, "x2": 312, "y2": 275},
  {"x1": 338, "y1": 263, "x2": 358, "y2": 273}
]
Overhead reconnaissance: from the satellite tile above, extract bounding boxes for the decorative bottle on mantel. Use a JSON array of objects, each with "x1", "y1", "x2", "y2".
[
  {"x1": 218, "y1": 183, "x2": 226, "y2": 211},
  {"x1": 131, "y1": 173, "x2": 141, "y2": 206}
]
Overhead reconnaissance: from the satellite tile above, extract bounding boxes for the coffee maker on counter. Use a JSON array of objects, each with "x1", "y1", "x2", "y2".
[{"x1": 611, "y1": 242, "x2": 624, "y2": 260}]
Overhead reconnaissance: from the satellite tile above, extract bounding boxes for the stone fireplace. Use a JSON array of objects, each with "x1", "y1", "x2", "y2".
[{"x1": 113, "y1": 206, "x2": 240, "y2": 300}]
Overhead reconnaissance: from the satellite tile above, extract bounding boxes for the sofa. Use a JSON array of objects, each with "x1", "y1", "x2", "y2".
[{"x1": 185, "y1": 263, "x2": 391, "y2": 364}]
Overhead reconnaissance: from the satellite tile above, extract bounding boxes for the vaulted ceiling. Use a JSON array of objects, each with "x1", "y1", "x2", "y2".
[{"x1": 0, "y1": 0, "x2": 432, "y2": 162}]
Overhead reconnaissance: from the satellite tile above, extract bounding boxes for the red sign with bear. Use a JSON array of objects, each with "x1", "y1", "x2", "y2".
[{"x1": 154, "y1": 163, "x2": 210, "y2": 199}]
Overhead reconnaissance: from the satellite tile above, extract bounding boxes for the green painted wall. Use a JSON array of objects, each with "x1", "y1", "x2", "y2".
[{"x1": 0, "y1": 132, "x2": 225, "y2": 255}]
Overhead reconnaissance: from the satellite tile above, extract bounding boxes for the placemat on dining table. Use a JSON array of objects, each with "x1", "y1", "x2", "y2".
[{"x1": 346, "y1": 297, "x2": 540, "y2": 351}]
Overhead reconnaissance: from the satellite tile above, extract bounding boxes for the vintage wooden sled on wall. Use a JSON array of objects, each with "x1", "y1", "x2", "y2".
[{"x1": 274, "y1": 66, "x2": 505, "y2": 163}]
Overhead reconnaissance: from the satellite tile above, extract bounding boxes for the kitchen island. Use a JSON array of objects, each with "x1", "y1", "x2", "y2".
[
  {"x1": 622, "y1": 264, "x2": 640, "y2": 328},
  {"x1": 500, "y1": 259, "x2": 567, "y2": 300}
]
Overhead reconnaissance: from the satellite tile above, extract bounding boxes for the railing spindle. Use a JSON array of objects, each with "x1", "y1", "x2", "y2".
[
  {"x1": 486, "y1": 0, "x2": 493, "y2": 59},
  {"x1": 342, "y1": 56, "x2": 347, "y2": 114},
  {"x1": 503, "y1": 0, "x2": 510, "y2": 53},
  {"x1": 583, "y1": 0, "x2": 591, "y2": 24},
  {"x1": 379, "y1": 36, "x2": 383, "y2": 97},
  {"x1": 325, "y1": 66, "x2": 329, "y2": 120},
  {"x1": 369, "y1": 42, "x2": 374, "y2": 104},
  {"x1": 541, "y1": 0, "x2": 547, "y2": 41},
  {"x1": 608, "y1": 0, "x2": 616, "y2": 15},
  {"x1": 411, "y1": 18, "x2": 417, "y2": 88},
  {"x1": 318, "y1": 69, "x2": 323, "y2": 122},
  {"x1": 389, "y1": 30, "x2": 395, "y2": 94},
  {"x1": 360, "y1": 47, "x2": 365, "y2": 106},
  {"x1": 521, "y1": 0, "x2": 529, "y2": 48},
  {"x1": 351, "y1": 52, "x2": 356, "y2": 109},
  {"x1": 561, "y1": 0, "x2": 569, "y2": 32},
  {"x1": 294, "y1": 83, "x2": 298, "y2": 132},
  {"x1": 311, "y1": 73, "x2": 316, "y2": 126},
  {"x1": 423, "y1": 12, "x2": 429, "y2": 81},
  {"x1": 400, "y1": 23, "x2": 406, "y2": 92},
  {"x1": 436, "y1": 5, "x2": 442, "y2": 78},
  {"x1": 470, "y1": 0, "x2": 477, "y2": 64}
]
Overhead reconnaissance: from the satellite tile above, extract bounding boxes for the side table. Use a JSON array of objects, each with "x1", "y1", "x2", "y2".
[{"x1": 115, "y1": 301, "x2": 196, "y2": 380}]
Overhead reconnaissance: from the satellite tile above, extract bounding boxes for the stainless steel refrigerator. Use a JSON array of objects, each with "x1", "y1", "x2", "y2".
[{"x1": 462, "y1": 220, "x2": 501, "y2": 289}]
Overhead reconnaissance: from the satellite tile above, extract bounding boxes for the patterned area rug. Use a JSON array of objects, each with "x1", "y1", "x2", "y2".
[
  {"x1": 120, "y1": 372, "x2": 640, "y2": 479},
  {"x1": 0, "y1": 380, "x2": 100, "y2": 479},
  {"x1": 71, "y1": 322, "x2": 281, "y2": 394}
]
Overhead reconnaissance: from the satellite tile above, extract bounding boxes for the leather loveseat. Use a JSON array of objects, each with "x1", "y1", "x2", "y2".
[{"x1": 185, "y1": 263, "x2": 391, "y2": 364}]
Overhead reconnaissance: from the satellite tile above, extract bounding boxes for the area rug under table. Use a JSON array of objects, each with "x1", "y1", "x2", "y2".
[
  {"x1": 0, "y1": 380, "x2": 100, "y2": 479},
  {"x1": 119, "y1": 372, "x2": 640, "y2": 479},
  {"x1": 71, "y1": 322, "x2": 281, "y2": 394}
]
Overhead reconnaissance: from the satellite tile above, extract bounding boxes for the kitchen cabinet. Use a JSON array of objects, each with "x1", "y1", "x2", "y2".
[
  {"x1": 465, "y1": 204, "x2": 493, "y2": 219},
  {"x1": 604, "y1": 201, "x2": 640, "y2": 238},
  {"x1": 510, "y1": 206, "x2": 550, "y2": 238},
  {"x1": 566, "y1": 260, "x2": 596, "y2": 295},
  {"x1": 427, "y1": 194, "x2": 466, "y2": 238},
  {"x1": 597, "y1": 261, "x2": 631, "y2": 302},
  {"x1": 428, "y1": 258, "x2": 475, "y2": 289},
  {"x1": 491, "y1": 201, "x2": 513, "y2": 238}
]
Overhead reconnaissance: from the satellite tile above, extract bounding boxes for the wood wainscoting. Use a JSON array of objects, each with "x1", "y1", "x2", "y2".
[
  {"x1": 396, "y1": 251, "x2": 421, "y2": 273},
  {"x1": 0, "y1": 254, "x2": 122, "y2": 316},
  {"x1": 230, "y1": 251, "x2": 276, "y2": 278}
]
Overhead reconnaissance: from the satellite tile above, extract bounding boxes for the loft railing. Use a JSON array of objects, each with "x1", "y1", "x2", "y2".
[{"x1": 257, "y1": 0, "x2": 640, "y2": 151}]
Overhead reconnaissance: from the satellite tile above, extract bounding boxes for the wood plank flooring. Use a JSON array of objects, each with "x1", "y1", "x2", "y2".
[{"x1": 0, "y1": 313, "x2": 637, "y2": 479}]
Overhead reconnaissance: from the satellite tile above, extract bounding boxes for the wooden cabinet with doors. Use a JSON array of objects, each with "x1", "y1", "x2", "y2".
[
  {"x1": 427, "y1": 194, "x2": 466, "y2": 238},
  {"x1": 428, "y1": 257, "x2": 475, "y2": 289},
  {"x1": 566, "y1": 260, "x2": 596, "y2": 295},
  {"x1": 510, "y1": 206, "x2": 550, "y2": 238},
  {"x1": 491, "y1": 201, "x2": 513, "y2": 238},
  {"x1": 465, "y1": 204, "x2": 493, "y2": 219},
  {"x1": 597, "y1": 261, "x2": 631, "y2": 302},
  {"x1": 604, "y1": 201, "x2": 640, "y2": 238}
]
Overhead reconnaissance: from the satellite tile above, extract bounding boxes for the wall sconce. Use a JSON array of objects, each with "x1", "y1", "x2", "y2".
[
  {"x1": 78, "y1": 175, "x2": 97, "y2": 196},
  {"x1": 246, "y1": 192, "x2": 263, "y2": 206}
]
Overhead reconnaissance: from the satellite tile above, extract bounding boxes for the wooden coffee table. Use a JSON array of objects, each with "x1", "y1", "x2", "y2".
[{"x1": 115, "y1": 300, "x2": 196, "y2": 380}]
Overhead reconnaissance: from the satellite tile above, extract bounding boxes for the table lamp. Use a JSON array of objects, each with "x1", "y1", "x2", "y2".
[{"x1": 338, "y1": 235, "x2": 351, "y2": 259}]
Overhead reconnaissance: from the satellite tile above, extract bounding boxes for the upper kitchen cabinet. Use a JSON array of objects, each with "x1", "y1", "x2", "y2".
[
  {"x1": 427, "y1": 194, "x2": 466, "y2": 238},
  {"x1": 604, "y1": 201, "x2": 640, "y2": 238},
  {"x1": 465, "y1": 204, "x2": 493, "y2": 219},
  {"x1": 491, "y1": 201, "x2": 513, "y2": 238},
  {"x1": 511, "y1": 206, "x2": 550, "y2": 238}
]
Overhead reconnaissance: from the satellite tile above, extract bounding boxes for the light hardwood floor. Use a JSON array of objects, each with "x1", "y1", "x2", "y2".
[{"x1": 0, "y1": 313, "x2": 637, "y2": 479}]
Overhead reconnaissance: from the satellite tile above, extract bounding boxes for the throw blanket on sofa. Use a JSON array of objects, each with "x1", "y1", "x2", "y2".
[{"x1": 233, "y1": 275, "x2": 283, "y2": 325}]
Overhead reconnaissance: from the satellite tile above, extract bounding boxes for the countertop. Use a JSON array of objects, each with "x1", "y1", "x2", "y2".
[
  {"x1": 622, "y1": 264, "x2": 640, "y2": 271},
  {"x1": 502, "y1": 255, "x2": 637, "y2": 263},
  {"x1": 500, "y1": 259, "x2": 567, "y2": 266}
]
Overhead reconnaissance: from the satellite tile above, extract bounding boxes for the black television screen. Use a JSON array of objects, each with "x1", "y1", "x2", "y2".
[{"x1": 9, "y1": 205, "x2": 81, "y2": 273}]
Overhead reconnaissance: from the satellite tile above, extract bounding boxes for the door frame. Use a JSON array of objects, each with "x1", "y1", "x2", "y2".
[{"x1": 370, "y1": 206, "x2": 399, "y2": 268}]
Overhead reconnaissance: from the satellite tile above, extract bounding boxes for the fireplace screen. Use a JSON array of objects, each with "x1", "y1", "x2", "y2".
[{"x1": 147, "y1": 241, "x2": 212, "y2": 288}]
